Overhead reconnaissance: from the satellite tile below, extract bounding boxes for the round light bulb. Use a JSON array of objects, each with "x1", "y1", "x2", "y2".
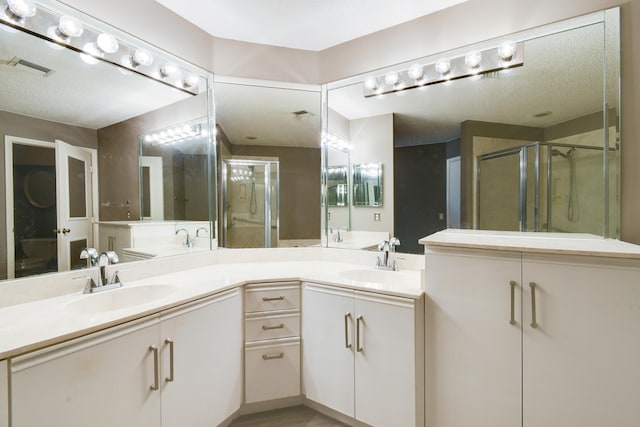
[
  {"x1": 160, "y1": 62, "x2": 178, "y2": 78},
  {"x1": 435, "y1": 59, "x2": 451, "y2": 75},
  {"x1": 6, "y1": 0, "x2": 36, "y2": 19},
  {"x1": 96, "y1": 33, "x2": 119, "y2": 54},
  {"x1": 498, "y1": 41, "x2": 517, "y2": 61},
  {"x1": 45, "y1": 26, "x2": 65, "y2": 49},
  {"x1": 408, "y1": 64, "x2": 423, "y2": 81},
  {"x1": 183, "y1": 74, "x2": 199, "y2": 89},
  {"x1": 80, "y1": 43, "x2": 101, "y2": 65},
  {"x1": 132, "y1": 48, "x2": 153, "y2": 67},
  {"x1": 58, "y1": 15, "x2": 83, "y2": 38},
  {"x1": 384, "y1": 72, "x2": 400, "y2": 86},
  {"x1": 465, "y1": 51, "x2": 482, "y2": 69},
  {"x1": 363, "y1": 76, "x2": 378, "y2": 91}
]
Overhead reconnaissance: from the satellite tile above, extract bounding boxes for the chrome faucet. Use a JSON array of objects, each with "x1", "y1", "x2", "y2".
[
  {"x1": 98, "y1": 251, "x2": 120, "y2": 288},
  {"x1": 80, "y1": 247, "x2": 98, "y2": 268},
  {"x1": 335, "y1": 226, "x2": 347, "y2": 243},
  {"x1": 176, "y1": 228, "x2": 192, "y2": 247},
  {"x1": 196, "y1": 227, "x2": 209, "y2": 237},
  {"x1": 376, "y1": 237, "x2": 401, "y2": 271}
]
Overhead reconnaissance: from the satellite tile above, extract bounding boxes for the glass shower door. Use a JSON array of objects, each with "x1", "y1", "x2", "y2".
[
  {"x1": 477, "y1": 150, "x2": 523, "y2": 231},
  {"x1": 222, "y1": 160, "x2": 279, "y2": 248}
]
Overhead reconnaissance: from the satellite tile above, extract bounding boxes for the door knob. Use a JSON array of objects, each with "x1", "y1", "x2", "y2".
[{"x1": 62, "y1": 228, "x2": 71, "y2": 235}]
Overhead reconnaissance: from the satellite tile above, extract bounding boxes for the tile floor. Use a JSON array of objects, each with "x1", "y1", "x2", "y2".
[{"x1": 228, "y1": 405, "x2": 350, "y2": 427}]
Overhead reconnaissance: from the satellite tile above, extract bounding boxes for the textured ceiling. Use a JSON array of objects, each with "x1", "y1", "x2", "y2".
[
  {"x1": 154, "y1": 0, "x2": 470, "y2": 51},
  {"x1": 0, "y1": 26, "x2": 191, "y2": 130}
]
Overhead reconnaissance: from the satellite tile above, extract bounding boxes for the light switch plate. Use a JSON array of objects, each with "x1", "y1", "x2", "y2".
[{"x1": 374, "y1": 212, "x2": 381, "y2": 222}]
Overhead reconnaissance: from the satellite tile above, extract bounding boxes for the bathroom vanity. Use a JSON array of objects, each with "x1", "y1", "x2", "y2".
[
  {"x1": 0, "y1": 248, "x2": 424, "y2": 427},
  {"x1": 421, "y1": 230, "x2": 640, "y2": 427}
]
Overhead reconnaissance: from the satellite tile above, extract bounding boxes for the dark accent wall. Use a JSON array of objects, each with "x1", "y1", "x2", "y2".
[
  {"x1": 230, "y1": 145, "x2": 321, "y2": 240},
  {"x1": 394, "y1": 143, "x2": 447, "y2": 253}
]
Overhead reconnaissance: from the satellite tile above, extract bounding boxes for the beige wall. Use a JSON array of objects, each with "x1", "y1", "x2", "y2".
[{"x1": 63, "y1": 0, "x2": 640, "y2": 243}]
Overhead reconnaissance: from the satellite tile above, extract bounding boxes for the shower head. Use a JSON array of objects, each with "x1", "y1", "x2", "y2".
[{"x1": 551, "y1": 148, "x2": 575, "y2": 159}]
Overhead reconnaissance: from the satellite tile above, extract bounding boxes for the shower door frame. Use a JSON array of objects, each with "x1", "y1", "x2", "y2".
[
  {"x1": 476, "y1": 142, "x2": 540, "y2": 232},
  {"x1": 221, "y1": 159, "x2": 280, "y2": 248}
]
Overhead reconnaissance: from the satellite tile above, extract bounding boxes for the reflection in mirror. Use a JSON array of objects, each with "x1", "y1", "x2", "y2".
[
  {"x1": 325, "y1": 9, "x2": 620, "y2": 254},
  {"x1": 353, "y1": 163, "x2": 383, "y2": 207},
  {"x1": 214, "y1": 78, "x2": 321, "y2": 248},
  {"x1": 0, "y1": 0, "x2": 213, "y2": 280},
  {"x1": 327, "y1": 165, "x2": 348, "y2": 207}
]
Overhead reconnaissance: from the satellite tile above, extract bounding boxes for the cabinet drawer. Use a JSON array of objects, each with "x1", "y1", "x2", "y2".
[
  {"x1": 245, "y1": 283, "x2": 300, "y2": 313},
  {"x1": 245, "y1": 311, "x2": 300, "y2": 341},
  {"x1": 245, "y1": 338, "x2": 300, "y2": 403}
]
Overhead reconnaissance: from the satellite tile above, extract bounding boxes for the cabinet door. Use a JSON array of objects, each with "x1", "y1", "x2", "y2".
[
  {"x1": 160, "y1": 289, "x2": 242, "y2": 427},
  {"x1": 1, "y1": 360, "x2": 7, "y2": 427},
  {"x1": 11, "y1": 318, "x2": 161, "y2": 427},
  {"x1": 354, "y1": 292, "x2": 418, "y2": 427},
  {"x1": 302, "y1": 283, "x2": 355, "y2": 417},
  {"x1": 522, "y1": 255, "x2": 640, "y2": 427},
  {"x1": 425, "y1": 248, "x2": 522, "y2": 427}
]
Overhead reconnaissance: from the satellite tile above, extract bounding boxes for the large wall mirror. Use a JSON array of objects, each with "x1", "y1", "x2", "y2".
[
  {"x1": 324, "y1": 8, "x2": 620, "y2": 254},
  {"x1": 0, "y1": 0, "x2": 214, "y2": 280},
  {"x1": 214, "y1": 77, "x2": 321, "y2": 248}
]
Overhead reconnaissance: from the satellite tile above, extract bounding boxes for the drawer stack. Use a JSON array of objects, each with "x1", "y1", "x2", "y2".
[{"x1": 244, "y1": 282, "x2": 301, "y2": 404}]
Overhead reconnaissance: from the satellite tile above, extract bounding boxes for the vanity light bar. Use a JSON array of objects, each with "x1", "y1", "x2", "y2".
[
  {"x1": 362, "y1": 41, "x2": 524, "y2": 97},
  {"x1": 143, "y1": 124, "x2": 203, "y2": 145},
  {"x1": 322, "y1": 130, "x2": 351, "y2": 152},
  {"x1": 0, "y1": 0, "x2": 204, "y2": 94}
]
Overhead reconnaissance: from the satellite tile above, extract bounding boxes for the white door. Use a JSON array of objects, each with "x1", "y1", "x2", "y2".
[
  {"x1": 522, "y1": 254, "x2": 640, "y2": 427},
  {"x1": 353, "y1": 291, "x2": 417, "y2": 427},
  {"x1": 160, "y1": 289, "x2": 242, "y2": 427},
  {"x1": 302, "y1": 284, "x2": 355, "y2": 417},
  {"x1": 424, "y1": 248, "x2": 522, "y2": 427},
  {"x1": 140, "y1": 156, "x2": 164, "y2": 220},
  {"x1": 55, "y1": 140, "x2": 96, "y2": 271}
]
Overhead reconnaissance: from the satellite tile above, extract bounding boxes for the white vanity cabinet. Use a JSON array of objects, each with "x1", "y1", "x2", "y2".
[
  {"x1": 0, "y1": 360, "x2": 8, "y2": 427},
  {"x1": 424, "y1": 242, "x2": 640, "y2": 427},
  {"x1": 244, "y1": 282, "x2": 301, "y2": 404},
  {"x1": 10, "y1": 288, "x2": 242, "y2": 427},
  {"x1": 160, "y1": 288, "x2": 242, "y2": 427},
  {"x1": 302, "y1": 283, "x2": 424, "y2": 427},
  {"x1": 11, "y1": 317, "x2": 162, "y2": 427}
]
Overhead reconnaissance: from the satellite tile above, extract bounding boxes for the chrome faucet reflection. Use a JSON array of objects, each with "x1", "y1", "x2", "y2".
[
  {"x1": 77, "y1": 249, "x2": 122, "y2": 293},
  {"x1": 176, "y1": 228, "x2": 192, "y2": 247},
  {"x1": 196, "y1": 227, "x2": 209, "y2": 237},
  {"x1": 376, "y1": 237, "x2": 401, "y2": 271}
]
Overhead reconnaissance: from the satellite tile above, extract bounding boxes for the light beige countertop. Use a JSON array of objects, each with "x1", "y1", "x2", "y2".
[
  {"x1": 420, "y1": 229, "x2": 640, "y2": 259},
  {"x1": 0, "y1": 258, "x2": 423, "y2": 360}
]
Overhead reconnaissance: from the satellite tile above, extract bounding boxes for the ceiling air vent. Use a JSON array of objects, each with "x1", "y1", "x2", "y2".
[{"x1": 6, "y1": 57, "x2": 54, "y2": 77}]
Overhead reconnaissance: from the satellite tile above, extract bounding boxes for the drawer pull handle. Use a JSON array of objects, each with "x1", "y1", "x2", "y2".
[
  {"x1": 356, "y1": 315, "x2": 363, "y2": 352},
  {"x1": 530, "y1": 282, "x2": 538, "y2": 328},
  {"x1": 262, "y1": 296, "x2": 285, "y2": 301},
  {"x1": 165, "y1": 338, "x2": 175, "y2": 382},
  {"x1": 149, "y1": 345, "x2": 159, "y2": 391},
  {"x1": 509, "y1": 281, "x2": 517, "y2": 325},
  {"x1": 344, "y1": 312, "x2": 352, "y2": 349},
  {"x1": 262, "y1": 352, "x2": 285, "y2": 360},
  {"x1": 262, "y1": 323, "x2": 285, "y2": 330}
]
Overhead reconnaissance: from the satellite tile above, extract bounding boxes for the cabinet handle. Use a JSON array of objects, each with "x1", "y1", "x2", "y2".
[
  {"x1": 165, "y1": 338, "x2": 175, "y2": 382},
  {"x1": 356, "y1": 315, "x2": 363, "y2": 352},
  {"x1": 262, "y1": 296, "x2": 285, "y2": 301},
  {"x1": 149, "y1": 345, "x2": 159, "y2": 391},
  {"x1": 530, "y1": 282, "x2": 538, "y2": 328},
  {"x1": 262, "y1": 352, "x2": 285, "y2": 360},
  {"x1": 509, "y1": 281, "x2": 517, "y2": 325},
  {"x1": 262, "y1": 323, "x2": 285, "y2": 330},
  {"x1": 344, "y1": 312, "x2": 352, "y2": 349}
]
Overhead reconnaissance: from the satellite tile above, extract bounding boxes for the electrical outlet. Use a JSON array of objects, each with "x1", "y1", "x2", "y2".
[{"x1": 374, "y1": 212, "x2": 381, "y2": 222}]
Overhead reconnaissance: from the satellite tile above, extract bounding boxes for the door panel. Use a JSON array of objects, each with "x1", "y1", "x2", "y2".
[{"x1": 55, "y1": 140, "x2": 94, "y2": 271}]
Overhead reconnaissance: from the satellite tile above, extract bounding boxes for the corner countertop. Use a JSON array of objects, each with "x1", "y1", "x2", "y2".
[
  {"x1": 0, "y1": 260, "x2": 423, "y2": 360},
  {"x1": 420, "y1": 229, "x2": 640, "y2": 259}
]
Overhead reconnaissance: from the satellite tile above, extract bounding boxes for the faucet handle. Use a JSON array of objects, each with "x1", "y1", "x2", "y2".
[
  {"x1": 377, "y1": 240, "x2": 389, "y2": 251},
  {"x1": 389, "y1": 237, "x2": 401, "y2": 252}
]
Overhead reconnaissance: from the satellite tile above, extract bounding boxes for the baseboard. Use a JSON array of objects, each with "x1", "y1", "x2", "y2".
[{"x1": 240, "y1": 395, "x2": 305, "y2": 416}]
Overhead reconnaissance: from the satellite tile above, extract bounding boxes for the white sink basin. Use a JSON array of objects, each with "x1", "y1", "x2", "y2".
[
  {"x1": 339, "y1": 269, "x2": 403, "y2": 285},
  {"x1": 67, "y1": 285, "x2": 176, "y2": 314}
]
